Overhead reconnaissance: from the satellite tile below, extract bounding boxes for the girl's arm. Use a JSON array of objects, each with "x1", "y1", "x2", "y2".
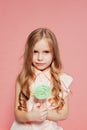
[
  {"x1": 47, "y1": 96, "x2": 69, "y2": 121},
  {"x1": 14, "y1": 81, "x2": 48, "y2": 123}
]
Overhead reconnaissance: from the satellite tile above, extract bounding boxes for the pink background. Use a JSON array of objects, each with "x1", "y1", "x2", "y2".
[{"x1": 0, "y1": 0, "x2": 87, "y2": 130}]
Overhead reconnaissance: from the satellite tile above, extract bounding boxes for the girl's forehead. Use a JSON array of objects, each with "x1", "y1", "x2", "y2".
[{"x1": 33, "y1": 38, "x2": 52, "y2": 50}]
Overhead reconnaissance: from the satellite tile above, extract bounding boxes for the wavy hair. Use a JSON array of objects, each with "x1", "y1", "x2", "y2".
[{"x1": 17, "y1": 28, "x2": 64, "y2": 112}]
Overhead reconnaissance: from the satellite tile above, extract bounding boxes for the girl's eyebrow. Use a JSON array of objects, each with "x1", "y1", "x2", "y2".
[
  {"x1": 33, "y1": 49, "x2": 38, "y2": 51},
  {"x1": 33, "y1": 49, "x2": 50, "y2": 51},
  {"x1": 33, "y1": 49, "x2": 39, "y2": 51}
]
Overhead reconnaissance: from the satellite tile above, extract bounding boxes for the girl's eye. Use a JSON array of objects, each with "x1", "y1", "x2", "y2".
[
  {"x1": 44, "y1": 51, "x2": 50, "y2": 53},
  {"x1": 33, "y1": 50, "x2": 38, "y2": 53}
]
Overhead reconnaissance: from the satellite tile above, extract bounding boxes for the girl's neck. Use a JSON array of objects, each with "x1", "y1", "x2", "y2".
[{"x1": 34, "y1": 66, "x2": 51, "y2": 81}]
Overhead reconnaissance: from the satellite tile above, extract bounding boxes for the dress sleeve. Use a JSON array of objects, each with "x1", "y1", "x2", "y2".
[{"x1": 59, "y1": 73, "x2": 73, "y2": 97}]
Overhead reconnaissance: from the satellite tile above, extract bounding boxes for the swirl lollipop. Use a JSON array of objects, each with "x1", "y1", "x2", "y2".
[{"x1": 34, "y1": 84, "x2": 51, "y2": 101}]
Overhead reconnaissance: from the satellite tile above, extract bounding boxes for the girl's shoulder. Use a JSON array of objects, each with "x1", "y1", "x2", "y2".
[{"x1": 59, "y1": 72, "x2": 73, "y2": 87}]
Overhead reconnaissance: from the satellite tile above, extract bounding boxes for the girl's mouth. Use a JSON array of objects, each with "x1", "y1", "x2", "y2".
[{"x1": 36, "y1": 63, "x2": 45, "y2": 66}]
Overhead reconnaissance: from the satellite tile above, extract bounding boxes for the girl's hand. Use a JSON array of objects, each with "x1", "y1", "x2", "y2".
[{"x1": 29, "y1": 103, "x2": 48, "y2": 122}]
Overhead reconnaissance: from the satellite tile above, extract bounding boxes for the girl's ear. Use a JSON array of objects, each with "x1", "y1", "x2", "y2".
[{"x1": 52, "y1": 59, "x2": 56, "y2": 65}]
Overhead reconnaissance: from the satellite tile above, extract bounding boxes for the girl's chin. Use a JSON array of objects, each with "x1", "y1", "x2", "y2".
[{"x1": 34, "y1": 66, "x2": 50, "y2": 71}]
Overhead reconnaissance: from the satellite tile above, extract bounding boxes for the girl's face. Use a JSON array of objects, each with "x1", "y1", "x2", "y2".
[{"x1": 32, "y1": 38, "x2": 53, "y2": 71}]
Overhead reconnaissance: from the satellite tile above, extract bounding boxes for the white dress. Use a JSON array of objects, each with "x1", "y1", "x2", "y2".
[{"x1": 10, "y1": 70, "x2": 73, "y2": 130}]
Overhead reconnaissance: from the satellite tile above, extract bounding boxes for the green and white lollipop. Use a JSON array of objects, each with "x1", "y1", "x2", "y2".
[{"x1": 34, "y1": 84, "x2": 51, "y2": 100}]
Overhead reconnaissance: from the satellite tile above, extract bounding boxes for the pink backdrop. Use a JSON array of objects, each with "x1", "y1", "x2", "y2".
[{"x1": 0, "y1": 0, "x2": 87, "y2": 130}]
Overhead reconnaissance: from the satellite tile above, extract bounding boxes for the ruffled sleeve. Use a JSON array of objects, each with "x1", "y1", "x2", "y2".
[{"x1": 59, "y1": 73, "x2": 73, "y2": 98}]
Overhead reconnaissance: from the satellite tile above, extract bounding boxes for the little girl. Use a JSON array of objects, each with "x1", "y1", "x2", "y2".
[{"x1": 10, "y1": 28, "x2": 73, "y2": 130}]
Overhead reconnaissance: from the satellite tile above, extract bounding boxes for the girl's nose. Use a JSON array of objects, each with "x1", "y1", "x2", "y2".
[{"x1": 38, "y1": 53, "x2": 43, "y2": 61}]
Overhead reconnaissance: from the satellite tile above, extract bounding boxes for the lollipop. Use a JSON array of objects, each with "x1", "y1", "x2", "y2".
[{"x1": 34, "y1": 84, "x2": 51, "y2": 100}]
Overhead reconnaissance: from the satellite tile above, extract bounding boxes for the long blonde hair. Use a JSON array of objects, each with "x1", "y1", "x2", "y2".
[{"x1": 17, "y1": 28, "x2": 64, "y2": 111}]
